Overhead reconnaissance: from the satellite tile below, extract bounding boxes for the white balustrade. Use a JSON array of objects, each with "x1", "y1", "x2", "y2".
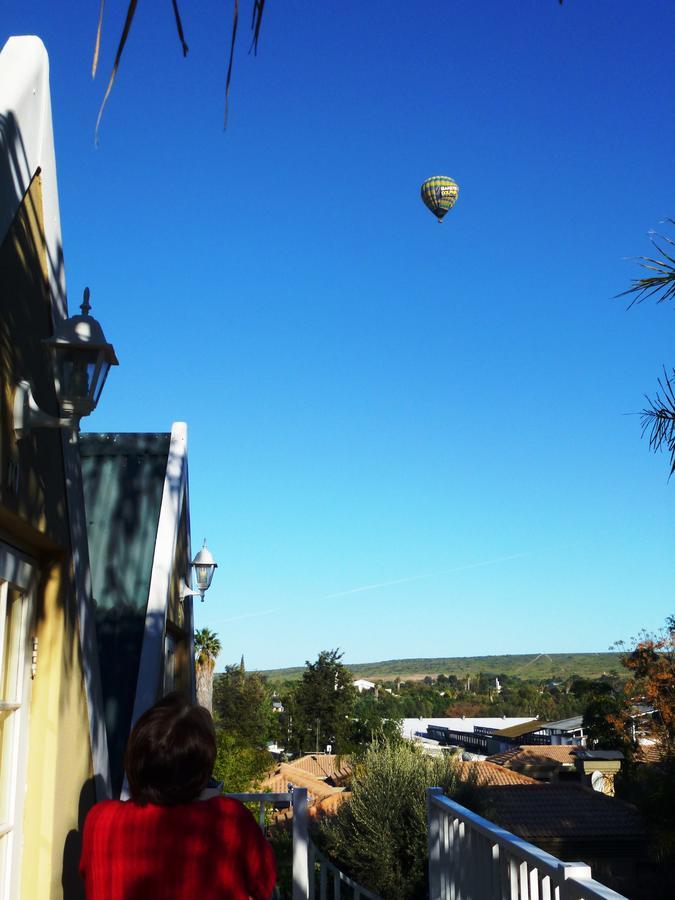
[
  {"x1": 308, "y1": 841, "x2": 382, "y2": 900},
  {"x1": 226, "y1": 788, "x2": 309, "y2": 900},
  {"x1": 427, "y1": 788, "x2": 628, "y2": 900},
  {"x1": 227, "y1": 789, "x2": 380, "y2": 900}
]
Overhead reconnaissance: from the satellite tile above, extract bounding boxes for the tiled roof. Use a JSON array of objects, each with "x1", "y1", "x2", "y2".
[
  {"x1": 637, "y1": 741, "x2": 663, "y2": 764},
  {"x1": 272, "y1": 791, "x2": 351, "y2": 824},
  {"x1": 519, "y1": 744, "x2": 582, "y2": 763},
  {"x1": 287, "y1": 754, "x2": 352, "y2": 781},
  {"x1": 454, "y1": 761, "x2": 538, "y2": 787},
  {"x1": 480, "y1": 784, "x2": 645, "y2": 840},
  {"x1": 258, "y1": 763, "x2": 342, "y2": 801},
  {"x1": 310, "y1": 792, "x2": 350, "y2": 819},
  {"x1": 487, "y1": 745, "x2": 582, "y2": 768}
]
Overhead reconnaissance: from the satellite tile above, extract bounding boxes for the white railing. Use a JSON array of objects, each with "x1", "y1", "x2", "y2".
[
  {"x1": 227, "y1": 790, "x2": 380, "y2": 900},
  {"x1": 426, "y1": 788, "x2": 628, "y2": 900},
  {"x1": 309, "y1": 841, "x2": 382, "y2": 899},
  {"x1": 227, "y1": 789, "x2": 309, "y2": 900}
]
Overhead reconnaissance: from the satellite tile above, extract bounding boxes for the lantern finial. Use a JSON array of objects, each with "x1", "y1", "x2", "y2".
[{"x1": 80, "y1": 287, "x2": 92, "y2": 317}]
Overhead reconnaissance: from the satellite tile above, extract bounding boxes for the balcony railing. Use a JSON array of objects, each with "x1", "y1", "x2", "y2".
[
  {"x1": 226, "y1": 789, "x2": 379, "y2": 900},
  {"x1": 308, "y1": 841, "x2": 382, "y2": 899},
  {"x1": 227, "y1": 787, "x2": 628, "y2": 900},
  {"x1": 227, "y1": 790, "x2": 310, "y2": 900},
  {"x1": 426, "y1": 788, "x2": 628, "y2": 900}
]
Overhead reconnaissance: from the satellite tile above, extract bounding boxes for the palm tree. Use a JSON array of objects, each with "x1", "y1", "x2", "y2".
[
  {"x1": 194, "y1": 627, "x2": 222, "y2": 713},
  {"x1": 621, "y1": 221, "x2": 675, "y2": 475}
]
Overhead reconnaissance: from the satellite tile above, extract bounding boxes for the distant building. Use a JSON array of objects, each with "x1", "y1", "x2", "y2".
[
  {"x1": 491, "y1": 716, "x2": 586, "y2": 750},
  {"x1": 401, "y1": 717, "x2": 535, "y2": 755},
  {"x1": 353, "y1": 678, "x2": 376, "y2": 693},
  {"x1": 402, "y1": 715, "x2": 587, "y2": 756}
]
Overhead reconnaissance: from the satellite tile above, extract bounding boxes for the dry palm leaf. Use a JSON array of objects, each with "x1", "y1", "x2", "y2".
[
  {"x1": 94, "y1": 0, "x2": 139, "y2": 143},
  {"x1": 93, "y1": 1, "x2": 266, "y2": 139},
  {"x1": 92, "y1": 0, "x2": 107, "y2": 78}
]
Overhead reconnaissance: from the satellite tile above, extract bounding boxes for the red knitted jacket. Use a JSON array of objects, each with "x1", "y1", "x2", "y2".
[{"x1": 80, "y1": 796, "x2": 277, "y2": 899}]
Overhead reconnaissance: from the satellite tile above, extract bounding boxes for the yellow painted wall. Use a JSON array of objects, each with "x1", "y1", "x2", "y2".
[
  {"x1": 19, "y1": 562, "x2": 93, "y2": 900},
  {"x1": 0, "y1": 175, "x2": 95, "y2": 898}
]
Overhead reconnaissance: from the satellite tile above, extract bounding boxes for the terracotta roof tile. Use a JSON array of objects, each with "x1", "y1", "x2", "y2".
[
  {"x1": 258, "y1": 763, "x2": 342, "y2": 801},
  {"x1": 454, "y1": 760, "x2": 539, "y2": 787},
  {"x1": 517, "y1": 744, "x2": 582, "y2": 764},
  {"x1": 480, "y1": 784, "x2": 645, "y2": 840},
  {"x1": 487, "y1": 745, "x2": 582, "y2": 768},
  {"x1": 287, "y1": 754, "x2": 352, "y2": 781}
]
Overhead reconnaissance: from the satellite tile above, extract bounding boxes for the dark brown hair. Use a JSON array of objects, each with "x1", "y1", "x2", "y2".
[{"x1": 125, "y1": 692, "x2": 216, "y2": 805}]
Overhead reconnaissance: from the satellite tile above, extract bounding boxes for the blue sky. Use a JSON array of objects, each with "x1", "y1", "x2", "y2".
[{"x1": 5, "y1": 1, "x2": 675, "y2": 669}]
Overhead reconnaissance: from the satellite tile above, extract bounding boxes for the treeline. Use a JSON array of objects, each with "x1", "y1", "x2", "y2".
[
  {"x1": 211, "y1": 651, "x2": 625, "y2": 761},
  {"x1": 261, "y1": 652, "x2": 623, "y2": 683}
]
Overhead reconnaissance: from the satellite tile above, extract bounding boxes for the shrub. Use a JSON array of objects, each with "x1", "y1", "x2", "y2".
[{"x1": 320, "y1": 741, "x2": 465, "y2": 899}]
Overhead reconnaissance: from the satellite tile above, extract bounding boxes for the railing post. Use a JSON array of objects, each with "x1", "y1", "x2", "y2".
[
  {"x1": 292, "y1": 787, "x2": 310, "y2": 900},
  {"x1": 427, "y1": 787, "x2": 443, "y2": 900},
  {"x1": 558, "y1": 862, "x2": 593, "y2": 900}
]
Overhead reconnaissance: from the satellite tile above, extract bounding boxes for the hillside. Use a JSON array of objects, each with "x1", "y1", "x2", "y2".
[{"x1": 257, "y1": 652, "x2": 622, "y2": 683}]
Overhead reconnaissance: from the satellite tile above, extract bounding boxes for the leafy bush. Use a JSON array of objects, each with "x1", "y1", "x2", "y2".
[{"x1": 320, "y1": 741, "x2": 466, "y2": 899}]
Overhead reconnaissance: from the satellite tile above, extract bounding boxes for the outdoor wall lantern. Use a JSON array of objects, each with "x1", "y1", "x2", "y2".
[
  {"x1": 181, "y1": 540, "x2": 218, "y2": 603},
  {"x1": 14, "y1": 288, "x2": 119, "y2": 440}
]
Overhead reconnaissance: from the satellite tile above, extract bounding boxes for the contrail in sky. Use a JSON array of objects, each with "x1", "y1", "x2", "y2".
[
  {"x1": 220, "y1": 608, "x2": 278, "y2": 624},
  {"x1": 318, "y1": 548, "x2": 562, "y2": 601}
]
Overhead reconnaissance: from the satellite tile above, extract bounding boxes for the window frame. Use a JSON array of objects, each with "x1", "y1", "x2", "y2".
[{"x1": 0, "y1": 542, "x2": 36, "y2": 900}]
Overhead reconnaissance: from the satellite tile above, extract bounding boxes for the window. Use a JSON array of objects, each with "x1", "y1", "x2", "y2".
[{"x1": 0, "y1": 578, "x2": 33, "y2": 900}]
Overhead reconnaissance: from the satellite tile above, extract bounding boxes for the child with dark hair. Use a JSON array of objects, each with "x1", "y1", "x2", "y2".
[{"x1": 80, "y1": 693, "x2": 276, "y2": 899}]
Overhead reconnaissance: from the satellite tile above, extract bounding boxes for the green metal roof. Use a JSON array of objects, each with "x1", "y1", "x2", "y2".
[{"x1": 80, "y1": 432, "x2": 170, "y2": 794}]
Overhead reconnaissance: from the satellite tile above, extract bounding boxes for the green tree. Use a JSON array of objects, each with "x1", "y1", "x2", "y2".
[
  {"x1": 213, "y1": 659, "x2": 272, "y2": 747},
  {"x1": 194, "y1": 627, "x2": 221, "y2": 713},
  {"x1": 212, "y1": 732, "x2": 272, "y2": 793},
  {"x1": 291, "y1": 649, "x2": 357, "y2": 755},
  {"x1": 583, "y1": 694, "x2": 632, "y2": 754}
]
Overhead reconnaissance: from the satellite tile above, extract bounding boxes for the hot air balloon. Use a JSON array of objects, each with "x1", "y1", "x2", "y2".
[{"x1": 421, "y1": 175, "x2": 459, "y2": 222}]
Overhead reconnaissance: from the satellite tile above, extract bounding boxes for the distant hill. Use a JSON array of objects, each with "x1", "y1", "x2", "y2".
[{"x1": 257, "y1": 652, "x2": 622, "y2": 683}]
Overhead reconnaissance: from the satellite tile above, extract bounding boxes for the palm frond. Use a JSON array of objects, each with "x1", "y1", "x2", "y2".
[
  {"x1": 641, "y1": 367, "x2": 675, "y2": 476},
  {"x1": 93, "y1": 1, "x2": 266, "y2": 136},
  {"x1": 224, "y1": 0, "x2": 240, "y2": 128},
  {"x1": 94, "y1": 0, "x2": 139, "y2": 143},
  {"x1": 619, "y1": 220, "x2": 675, "y2": 308},
  {"x1": 250, "y1": 0, "x2": 266, "y2": 55},
  {"x1": 91, "y1": 0, "x2": 107, "y2": 78},
  {"x1": 171, "y1": 0, "x2": 189, "y2": 57}
]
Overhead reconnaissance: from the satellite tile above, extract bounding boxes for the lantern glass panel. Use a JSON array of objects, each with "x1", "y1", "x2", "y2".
[
  {"x1": 59, "y1": 349, "x2": 100, "y2": 404},
  {"x1": 92, "y1": 361, "x2": 111, "y2": 405},
  {"x1": 195, "y1": 564, "x2": 213, "y2": 591}
]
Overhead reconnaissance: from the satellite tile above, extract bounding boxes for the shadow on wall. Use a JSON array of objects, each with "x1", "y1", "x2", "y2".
[
  {"x1": 61, "y1": 775, "x2": 106, "y2": 900},
  {"x1": 0, "y1": 87, "x2": 108, "y2": 892}
]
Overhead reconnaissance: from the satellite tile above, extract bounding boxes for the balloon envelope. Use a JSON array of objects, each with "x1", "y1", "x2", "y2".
[{"x1": 421, "y1": 175, "x2": 459, "y2": 221}]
